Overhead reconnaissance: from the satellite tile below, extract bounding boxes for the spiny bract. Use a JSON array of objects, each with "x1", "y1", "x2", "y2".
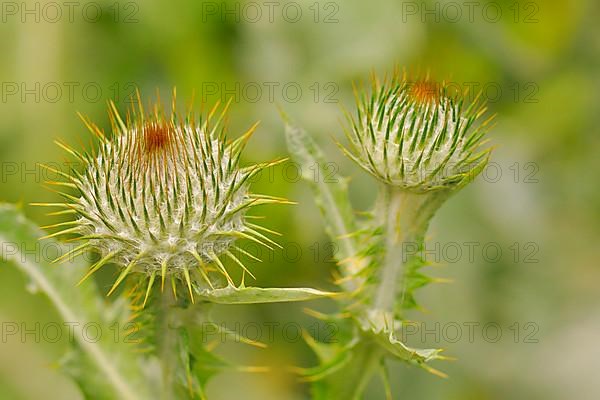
[
  {"x1": 39, "y1": 92, "x2": 284, "y2": 304},
  {"x1": 342, "y1": 72, "x2": 493, "y2": 192}
]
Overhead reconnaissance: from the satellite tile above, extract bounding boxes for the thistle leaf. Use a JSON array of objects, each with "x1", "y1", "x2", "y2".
[
  {"x1": 0, "y1": 204, "x2": 151, "y2": 400},
  {"x1": 194, "y1": 285, "x2": 336, "y2": 304},
  {"x1": 299, "y1": 312, "x2": 445, "y2": 400},
  {"x1": 359, "y1": 311, "x2": 445, "y2": 373},
  {"x1": 284, "y1": 120, "x2": 366, "y2": 287}
]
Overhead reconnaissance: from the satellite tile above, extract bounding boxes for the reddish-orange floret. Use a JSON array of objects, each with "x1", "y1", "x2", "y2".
[{"x1": 409, "y1": 81, "x2": 441, "y2": 104}]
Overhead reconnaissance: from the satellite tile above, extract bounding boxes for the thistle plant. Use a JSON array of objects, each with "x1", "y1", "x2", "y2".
[
  {"x1": 0, "y1": 72, "x2": 494, "y2": 399},
  {"x1": 286, "y1": 71, "x2": 493, "y2": 399}
]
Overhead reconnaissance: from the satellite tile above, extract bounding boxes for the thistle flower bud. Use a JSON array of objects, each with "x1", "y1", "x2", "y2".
[
  {"x1": 342, "y1": 72, "x2": 492, "y2": 192},
  {"x1": 40, "y1": 92, "x2": 284, "y2": 304}
]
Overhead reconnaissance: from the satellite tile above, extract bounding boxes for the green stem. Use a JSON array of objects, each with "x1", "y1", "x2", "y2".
[
  {"x1": 317, "y1": 342, "x2": 382, "y2": 400},
  {"x1": 373, "y1": 185, "x2": 429, "y2": 312},
  {"x1": 344, "y1": 186, "x2": 446, "y2": 399},
  {"x1": 351, "y1": 344, "x2": 383, "y2": 400},
  {"x1": 158, "y1": 290, "x2": 178, "y2": 400}
]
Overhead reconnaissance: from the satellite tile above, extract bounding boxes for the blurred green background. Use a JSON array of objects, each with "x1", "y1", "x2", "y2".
[{"x1": 1, "y1": 0, "x2": 599, "y2": 399}]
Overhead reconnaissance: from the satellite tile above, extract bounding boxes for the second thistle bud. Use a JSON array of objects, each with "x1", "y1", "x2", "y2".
[{"x1": 342, "y1": 73, "x2": 492, "y2": 192}]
